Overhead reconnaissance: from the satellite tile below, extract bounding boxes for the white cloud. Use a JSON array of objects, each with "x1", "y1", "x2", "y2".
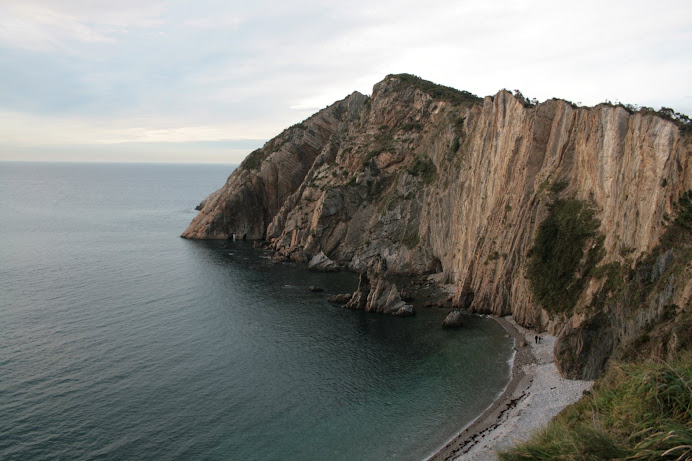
[
  {"x1": 0, "y1": 0, "x2": 690, "y2": 163},
  {"x1": 0, "y1": 4, "x2": 111, "y2": 51},
  {"x1": 0, "y1": 111, "x2": 270, "y2": 146},
  {"x1": 0, "y1": 1, "x2": 164, "y2": 51},
  {"x1": 183, "y1": 16, "x2": 245, "y2": 30}
]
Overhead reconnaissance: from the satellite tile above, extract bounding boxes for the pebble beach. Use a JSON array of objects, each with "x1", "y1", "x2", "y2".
[{"x1": 429, "y1": 316, "x2": 594, "y2": 461}]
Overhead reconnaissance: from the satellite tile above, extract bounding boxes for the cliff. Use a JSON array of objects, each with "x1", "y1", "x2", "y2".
[
  {"x1": 181, "y1": 91, "x2": 368, "y2": 240},
  {"x1": 183, "y1": 74, "x2": 692, "y2": 379}
]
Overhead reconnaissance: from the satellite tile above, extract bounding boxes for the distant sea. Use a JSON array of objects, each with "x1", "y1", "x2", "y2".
[{"x1": 0, "y1": 162, "x2": 513, "y2": 461}]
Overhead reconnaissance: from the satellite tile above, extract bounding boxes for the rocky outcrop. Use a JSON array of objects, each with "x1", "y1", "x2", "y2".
[
  {"x1": 345, "y1": 258, "x2": 415, "y2": 316},
  {"x1": 308, "y1": 251, "x2": 340, "y2": 272},
  {"x1": 181, "y1": 91, "x2": 367, "y2": 240},
  {"x1": 442, "y1": 311, "x2": 465, "y2": 328},
  {"x1": 327, "y1": 293, "x2": 352, "y2": 304},
  {"x1": 183, "y1": 74, "x2": 692, "y2": 378}
]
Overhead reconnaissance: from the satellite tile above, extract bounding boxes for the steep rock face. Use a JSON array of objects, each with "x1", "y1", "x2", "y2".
[
  {"x1": 184, "y1": 74, "x2": 692, "y2": 378},
  {"x1": 181, "y1": 91, "x2": 367, "y2": 239},
  {"x1": 554, "y1": 240, "x2": 692, "y2": 379}
]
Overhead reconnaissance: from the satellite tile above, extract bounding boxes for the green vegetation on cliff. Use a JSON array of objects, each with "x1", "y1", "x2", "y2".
[
  {"x1": 616, "y1": 190, "x2": 692, "y2": 362},
  {"x1": 387, "y1": 73, "x2": 482, "y2": 107},
  {"x1": 241, "y1": 120, "x2": 310, "y2": 171},
  {"x1": 549, "y1": 190, "x2": 692, "y2": 379},
  {"x1": 240, "y1": 148, "x2": 268, "y2": 171},
  {"x1": 642, "y1": 107, "x2": 692, "y2": 135},
  {"x1": 526, "y1": 198, "x2": 603, "y2": 314},
  {"x1": 668, "y1": 190, "x2": 692, "y2": 241},
  {"x1": 503, "y1": 191, "x2": 692, "y2": 459},
  {"x1": 407, "y1": 154, "x2": 437, "y2": 185}
]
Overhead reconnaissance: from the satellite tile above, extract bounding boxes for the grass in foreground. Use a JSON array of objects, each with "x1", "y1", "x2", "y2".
[{"x1": 499, "y1": 355, "x2": 692, "y2": 460}]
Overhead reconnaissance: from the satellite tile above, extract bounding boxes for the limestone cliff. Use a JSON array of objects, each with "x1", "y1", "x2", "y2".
[{"x1": 183, "y1": 74, "x2": 692, "y2": 379}]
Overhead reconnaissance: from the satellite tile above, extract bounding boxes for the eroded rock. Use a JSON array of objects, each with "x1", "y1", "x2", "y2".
[
  {"x1": 308, "y1": 251, "x2": 340, "y2": 272},
  {"x1": 345, "y1": 258, "x2": 415, "y2": 316},
  {"x1": 327, "y1": 293, "x2": 352, "y2": 304},
  {"x1": 442, "y1": 311, "x2": 465, "y2": 328}
]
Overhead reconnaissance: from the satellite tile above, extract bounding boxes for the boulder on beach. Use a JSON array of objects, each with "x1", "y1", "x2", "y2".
[{"x1": 442, "y1": 310, "x2": 464, "y2": 328}]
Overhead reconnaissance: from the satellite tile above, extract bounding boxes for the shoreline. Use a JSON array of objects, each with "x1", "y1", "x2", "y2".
[{"x1": 428, "y1": 316, "x2": 593, "y2": 461}]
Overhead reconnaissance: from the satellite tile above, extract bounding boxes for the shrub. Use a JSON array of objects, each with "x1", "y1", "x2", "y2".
[
  {"x1": 407, "y1": 154, "x2": 437, "y2": 185},
  {"x1": 402, "y1": 232, "x2": 420, "y2": 249},
  {"x1": 401, "y1": 122, "x2": 423, "y2": 132},
  {"x1": 662, "y1": 190, "x2": 692, "y2": 247},
  {"x1": 386, "y1": 73, "x2": 482, "y2": 107},
  {"x1": 363, "y1": 130, "x2": 397, "y2": 167},
  {"x1": 673, "y1": 190, "x2": 692, "y2": 231},
  {"x1": 450, "y1": 136, "x2": 460, "y2": 154},
  {"x1": 241, "y1": 148, "x2": 268, "y2": 171}
]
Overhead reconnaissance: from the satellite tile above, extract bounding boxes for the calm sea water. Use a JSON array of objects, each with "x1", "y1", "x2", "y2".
[{"x1": 0, "y1": 162, "x2": 513, "y2": 461}]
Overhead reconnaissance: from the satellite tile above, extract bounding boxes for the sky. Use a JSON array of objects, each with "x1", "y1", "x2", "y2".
[{"x1": 1, "y1": 0, "x2": 690, "y2": 164}]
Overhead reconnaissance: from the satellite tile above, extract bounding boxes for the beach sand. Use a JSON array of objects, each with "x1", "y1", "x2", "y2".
[{"x1": 428, "y1": 316, "x2": 593, "y2": 461}]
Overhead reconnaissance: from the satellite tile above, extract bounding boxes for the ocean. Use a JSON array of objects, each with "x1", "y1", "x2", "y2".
[{"x1": 0, "y1": 162, "x2": 513, "y2": 460}]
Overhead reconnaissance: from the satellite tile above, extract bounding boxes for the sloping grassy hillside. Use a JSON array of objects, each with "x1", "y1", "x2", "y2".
[{"x1": 499, "y1": 356, "x2": 692, "y2": 460}]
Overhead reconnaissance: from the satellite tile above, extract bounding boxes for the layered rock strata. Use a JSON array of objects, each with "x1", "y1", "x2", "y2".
[{"x1": 183, "y1": 74, "x2": 692, "y2": 378}]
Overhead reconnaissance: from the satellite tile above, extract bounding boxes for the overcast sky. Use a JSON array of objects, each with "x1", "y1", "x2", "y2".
[{"x1": 1, "y1": 0, "x2": 690, "y2": 164}]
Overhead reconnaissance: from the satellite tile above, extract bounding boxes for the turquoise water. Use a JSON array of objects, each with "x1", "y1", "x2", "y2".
[{"x1": 0, "y1": 162, "x2": 513, "y2": 460}]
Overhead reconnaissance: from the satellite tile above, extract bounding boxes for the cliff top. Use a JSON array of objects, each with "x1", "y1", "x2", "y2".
[
  {"x1": 381, "y1": 74, "x2": 691, "y2": 134},
  {"x1": 379, "y1": 73, "x2": 483, "y2": 107}
]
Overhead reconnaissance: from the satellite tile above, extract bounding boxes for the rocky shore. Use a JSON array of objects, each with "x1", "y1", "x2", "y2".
[
  {"x1": 183, "y1": 74, "x2": 692, "y2": 381},
  {"x1": 428, "y1": 316, "x2": 593, "y2": 461}
]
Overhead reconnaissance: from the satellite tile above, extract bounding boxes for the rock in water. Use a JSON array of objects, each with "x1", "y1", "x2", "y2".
[
  {"x1": 392, "y1": 303, "x2": 415, "y2": 317},
  {"x1": 327, "y1": 293, "x2": 352, "y2": 304},
  {"x1": 345, "y1": 257, "x2": 415, "y2": 316},
  {"x1": 308, "y1": 251, "x2": 340, "y2": 272},
  {"x1": 309, "y1": 286, "x2": 324, "y2": 292},
  {"x1": 442, "y1": 311, "x2": 464, "y2": 328}
]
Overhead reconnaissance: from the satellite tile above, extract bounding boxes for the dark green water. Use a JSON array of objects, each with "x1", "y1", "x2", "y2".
[{"x1": 0, "y1": 162, "x2": 513, "y2": 460}]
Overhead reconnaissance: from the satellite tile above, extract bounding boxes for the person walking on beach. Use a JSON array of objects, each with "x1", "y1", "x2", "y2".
[{"x1": 535, "y1": 335, "x2": 538, "y2": 344}]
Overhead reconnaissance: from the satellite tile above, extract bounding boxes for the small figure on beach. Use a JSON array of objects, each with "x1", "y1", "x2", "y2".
[{"x1": 535, "y1": 335, "x2": 538, "y2": 344}]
